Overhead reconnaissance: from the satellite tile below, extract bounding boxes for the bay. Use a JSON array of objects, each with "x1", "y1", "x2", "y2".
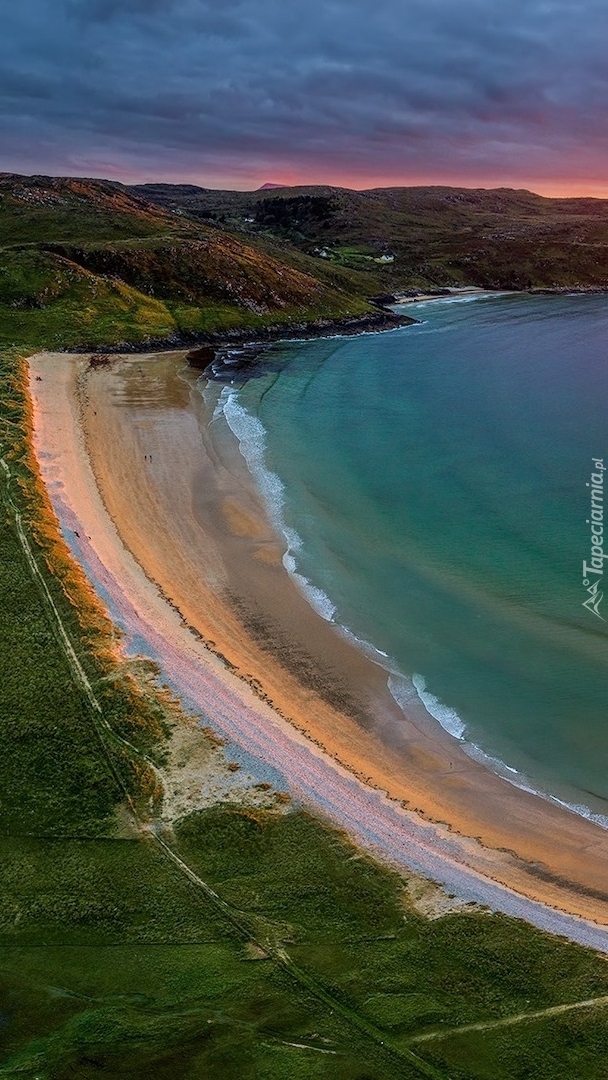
[{"x1": 220, "y1": 293, "x2": 608, "y2": 820}]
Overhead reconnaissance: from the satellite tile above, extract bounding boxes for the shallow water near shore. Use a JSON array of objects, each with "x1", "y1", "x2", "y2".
[{"x1": 215, "y1": 293, "x2": 608, "y2": 821}]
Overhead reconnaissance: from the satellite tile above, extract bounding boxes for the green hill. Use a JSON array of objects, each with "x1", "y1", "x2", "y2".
[
  {"x1": 0, "y1": 174, "x2": 372, "y2": 352},
  {"x1": 7, "y1": 172, "x2": 608, "y2": 355},
  {"x1": 0, "y1": 174, "x2": 181, "y2": 245},
  {"x1": 130, "y1": 181, "x2": 608, "y2": 292}
]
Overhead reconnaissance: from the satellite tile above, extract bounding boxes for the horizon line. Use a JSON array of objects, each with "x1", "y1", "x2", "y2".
[{"x1": 4, "y1": 169, "x2": 608, "y2": 201}]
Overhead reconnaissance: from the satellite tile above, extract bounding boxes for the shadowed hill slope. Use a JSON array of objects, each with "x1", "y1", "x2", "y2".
[
  {"x1": 0, "y1": 175, "x2": 375, "y2": 351},
  {"x1": 130, "y1": 181, "x2": 608, "y2": 292},
  {"x1": 45, "y1": 233, "x2": 349, "y2": 314}
]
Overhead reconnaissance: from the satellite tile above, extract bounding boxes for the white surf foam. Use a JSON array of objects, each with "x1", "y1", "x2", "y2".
[
  {"x1": 402, "y1": 672, "x2": 608, "y2": 831},
  {"x1": 340, "y1": 625, "x2": 391, "y2": 666},
  {"x1": 211, "y1": 383, "x2": 230, "y2": 422},
  {"x1": 221, "y1": 387, "x2": 608, "y2": 834},
  {"x1": 465, "y1": 741, "x2": 608, "y2": 830},
  {"x1": 395, "y1": 291, "x2": 500, "y2": 311},
  {"x1": 411, "y1": 673, "x2": 466, "y2": 740},
  {"x1": 221, "y1": 388, "x2": 337, "y2": 622},
  {"x1": 387, "y1": 673, "x2": 425, "y2": 722},
  {"x1": 283, "y1": 551, "x2": 337, "y2": 621}
]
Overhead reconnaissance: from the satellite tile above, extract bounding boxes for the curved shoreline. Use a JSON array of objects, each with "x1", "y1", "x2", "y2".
[
  {"x1": 66, "y1": 307, "x2": 416, "y2": 357},
  {"x1": 28, "y1": 348, "x2": 608, "y2": 951}
]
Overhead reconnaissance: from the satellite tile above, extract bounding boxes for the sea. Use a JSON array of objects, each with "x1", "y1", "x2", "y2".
[{"x1": 211, "y1": 292, "x2": 608, "y2": 826}]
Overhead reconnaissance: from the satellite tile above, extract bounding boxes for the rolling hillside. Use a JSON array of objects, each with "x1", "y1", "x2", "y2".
[
  {"x1": 130, "y1": 181, "x2": 608, "y2": 292},
  {"x1": 0, "y1": 174, "x2": 373, "y2": 352},
  {"x1": 5, "y1": 172, "x2": 608, "y2": 355}
]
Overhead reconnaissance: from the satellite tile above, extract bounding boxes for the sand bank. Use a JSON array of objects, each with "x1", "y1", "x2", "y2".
[{"x1": 28, "y1": 349, "x2": 608, "y2": 950}]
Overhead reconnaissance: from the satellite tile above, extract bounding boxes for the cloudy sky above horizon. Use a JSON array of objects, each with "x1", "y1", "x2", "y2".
[{"x1": 3, "y1": 0, "x2": 608, "y2": 194}]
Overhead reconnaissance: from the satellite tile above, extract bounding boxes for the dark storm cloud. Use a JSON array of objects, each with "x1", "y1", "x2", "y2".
[{"x1": 2, "y1": 0, "x2": 608, "y2": 188}]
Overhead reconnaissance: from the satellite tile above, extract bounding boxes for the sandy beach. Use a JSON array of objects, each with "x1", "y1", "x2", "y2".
[{"x1": 28, "y1": 348, "x2": 608, "y2": 950}]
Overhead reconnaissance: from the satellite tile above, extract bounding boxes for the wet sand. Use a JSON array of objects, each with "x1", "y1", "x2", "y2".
[{"x1": 28, "y1": 349, "x2": 608, "y2": 950}]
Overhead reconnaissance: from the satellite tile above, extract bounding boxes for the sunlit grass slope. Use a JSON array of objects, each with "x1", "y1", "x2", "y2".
[{"x1": 0, "y1": 175, "x2": 371, "y2": 352}]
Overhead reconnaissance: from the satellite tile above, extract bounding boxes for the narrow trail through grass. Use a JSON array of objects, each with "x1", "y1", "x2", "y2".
[
  {"x1": 408, "y1": 994, "x2": 608, "y2": 1045},
  {"x1": 0, "y1": 455, "x2": 101, "y2": 715},
  {"x1": 152, "y1": 830, "x2": 446, "y2": 1079}
]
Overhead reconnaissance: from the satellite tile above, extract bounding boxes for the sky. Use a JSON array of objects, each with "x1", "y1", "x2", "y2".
[{"x1": 2, "y1": 0, "x2": 608, "y2": 194}]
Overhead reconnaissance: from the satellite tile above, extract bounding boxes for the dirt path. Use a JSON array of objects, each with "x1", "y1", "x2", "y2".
[
  {"x1": 151, "y1": 827, "x2": 445, "y2": 1079},
  {"x1": 1, "y1": 455, "x2": 102, "y2": 716},
  {"x1": 408, "y1": 994, "x2": 608, "y2": 1045}
]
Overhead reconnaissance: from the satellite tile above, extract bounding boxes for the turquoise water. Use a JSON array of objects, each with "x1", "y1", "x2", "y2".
[{"x1": 218, "y1": 293, "x2": 608, "y2": 821}]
